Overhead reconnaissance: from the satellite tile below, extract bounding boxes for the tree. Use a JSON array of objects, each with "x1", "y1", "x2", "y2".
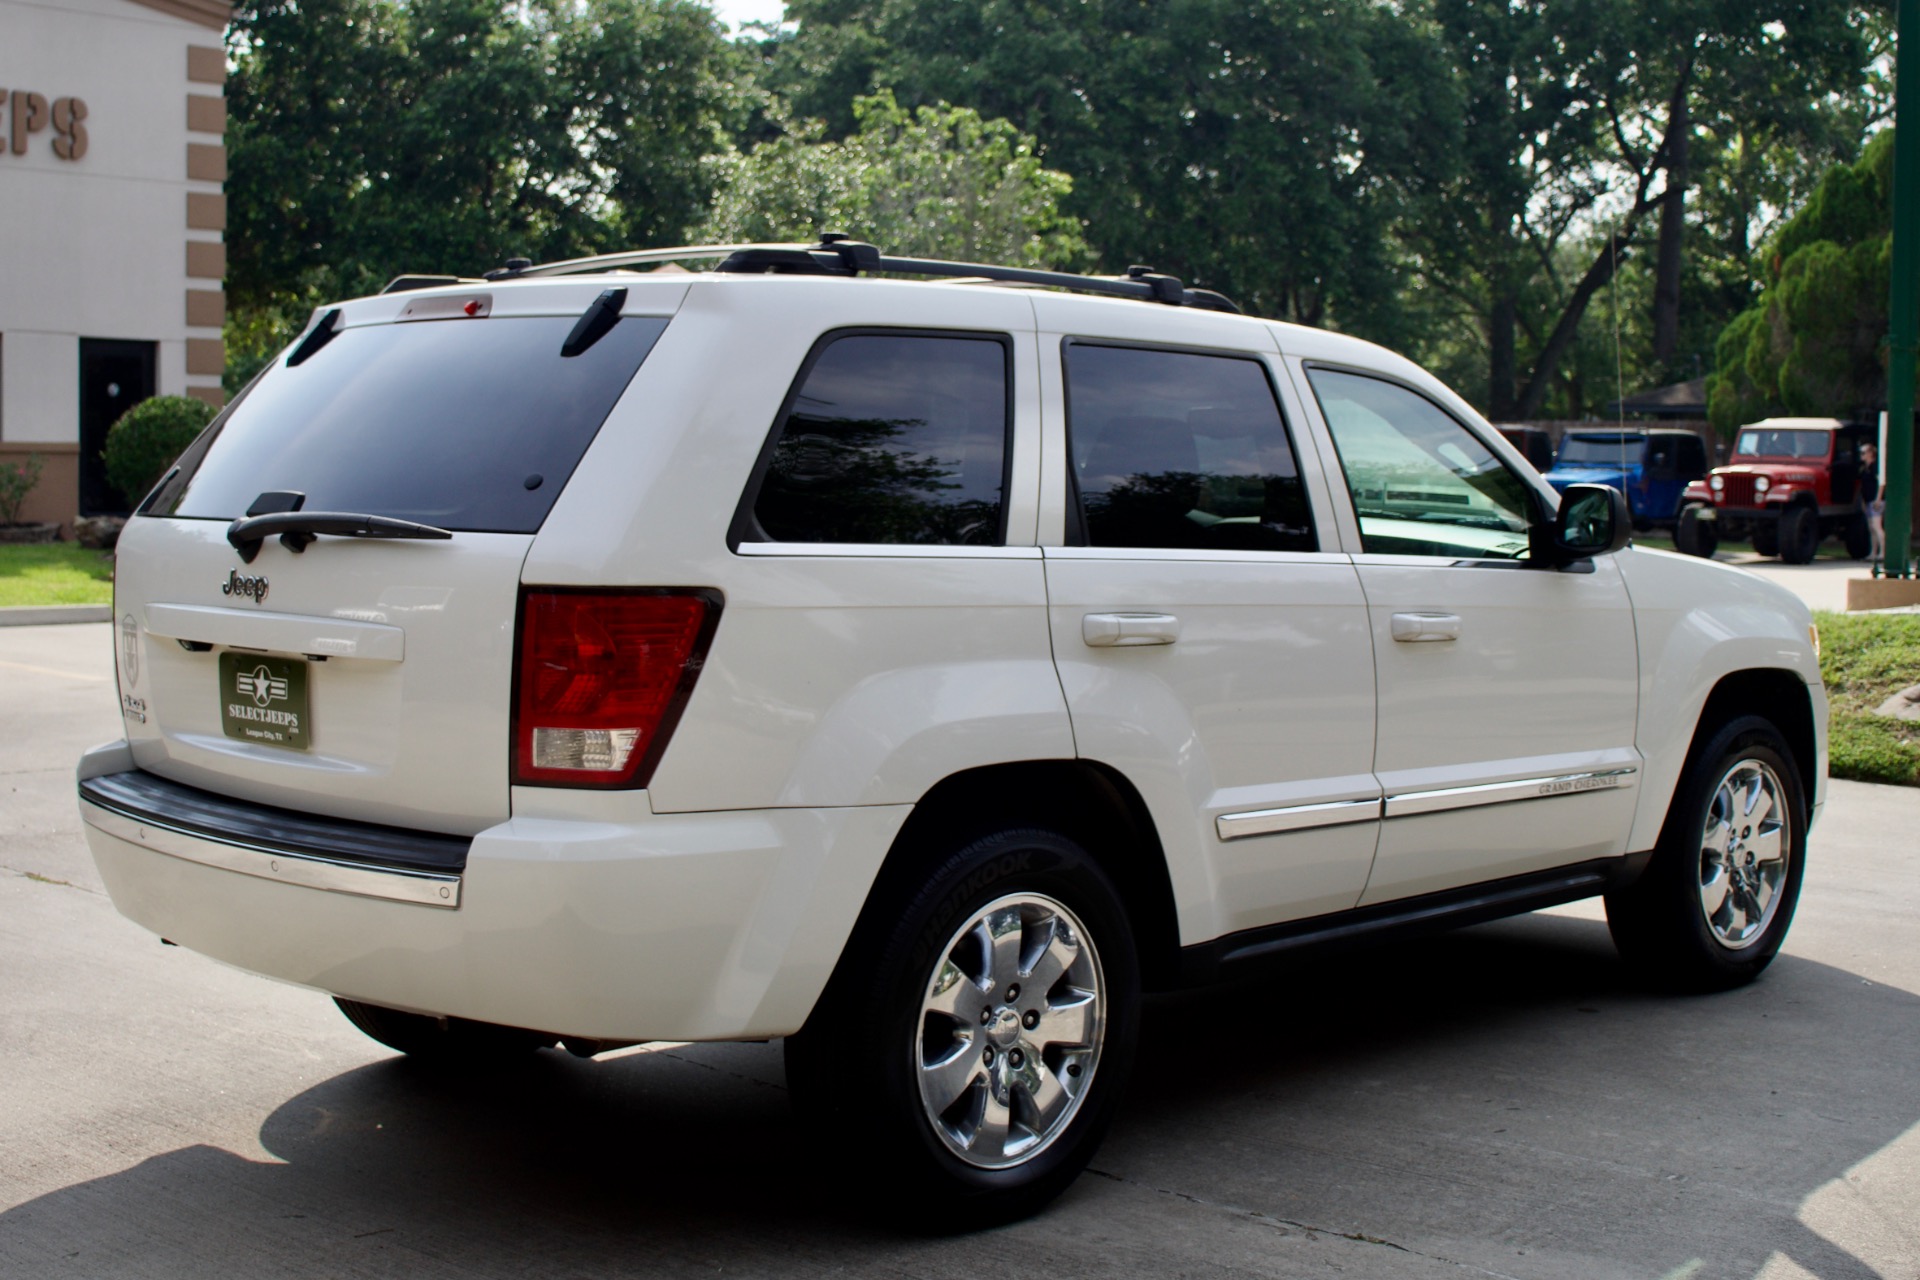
[
  {"x1": 1708, "y1": 130, "x2": 1898, "y2": 432},
  {"x1": 769, "y1": 0, "x2": 1457, "y2": 337},
  {"x1": 224, "y1": 0, "x2": 754, "y2": 387},
  {"x1": 702, "y1": 91, "x2": 1090, "y2": 267},
  {"x1": 1401, "y1": 0, "x2": 1872, "y2": 420}
]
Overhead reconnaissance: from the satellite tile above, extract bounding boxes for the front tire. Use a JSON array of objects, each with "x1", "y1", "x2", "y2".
[
  {"x1": 1778, "y1": 503, "x2": 1820, "y2": 563},
  {"x1": 1750, "y1": 520, "x2": 1779, "y2": 558},
  {"x1": 1605, "y1": 716, "x2": 1806, "y2": 992},
  {"x1": 785, "y1": 827, "x2": 1140, "y2": 1227}
]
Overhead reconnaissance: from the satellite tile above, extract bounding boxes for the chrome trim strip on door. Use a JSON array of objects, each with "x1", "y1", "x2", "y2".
[
  {"x1": 1383, "y1": 768, "x2": 1638, "y2": 820},
  {"x1": 1217, "y1": 797, "x2": 1382, "y2": 842},
  {"x1": 81, "y1": 801, "x2": 463, "y2": 908}
]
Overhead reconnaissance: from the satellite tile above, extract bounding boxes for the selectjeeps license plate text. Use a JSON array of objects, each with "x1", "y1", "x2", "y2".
[{"x1": 217, "y1": 652, "x2": 310, "y2": 751}]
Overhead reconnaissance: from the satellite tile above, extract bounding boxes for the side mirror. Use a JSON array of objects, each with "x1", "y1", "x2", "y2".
[{"x1": 1548, "y1": 483, "x2": 1630, "y2": 564}]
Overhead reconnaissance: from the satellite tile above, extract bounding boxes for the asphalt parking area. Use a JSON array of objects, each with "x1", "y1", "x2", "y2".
[{"x1": 4, "y1": 622, "x2": 1916, "y2": 1278}]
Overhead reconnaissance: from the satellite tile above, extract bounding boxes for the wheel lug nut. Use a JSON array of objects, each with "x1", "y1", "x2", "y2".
[
  {"x1": 980, "y1": 1008, "x2": 993, "y2": 1025},
  {"x1": 983, "y1": 1046, "x2": 995, "y2": 1065},
  {"x1": 1006, "y1": 984, "x2": 1020, "y2": 1002},
  {"x1": 1009, "y1": 1049, "x2": 1024, "y2": 1068},
  {"x1": 1023, "y1": 1010, "x2": 1040, "y2": 1029}
]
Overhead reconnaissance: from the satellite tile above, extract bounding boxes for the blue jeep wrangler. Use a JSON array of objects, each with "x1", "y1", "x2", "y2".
[{"x1": 1544, "y1": 429, "x2": 1710, "y2": 530}]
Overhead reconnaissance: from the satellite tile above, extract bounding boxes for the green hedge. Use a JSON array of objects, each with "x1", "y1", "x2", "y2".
[{"x1": 102, "y1": 395, "x2": 216, "y2": 508}]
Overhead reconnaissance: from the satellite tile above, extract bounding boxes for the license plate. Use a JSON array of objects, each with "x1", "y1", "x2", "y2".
[{"x1": 218, "y1": 652, "x2": 311, "y2": 750}]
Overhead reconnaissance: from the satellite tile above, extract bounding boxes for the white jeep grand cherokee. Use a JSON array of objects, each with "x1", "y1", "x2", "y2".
[{"x1": 80, "y1": 240, "x2": 1825, "y2": 1223}]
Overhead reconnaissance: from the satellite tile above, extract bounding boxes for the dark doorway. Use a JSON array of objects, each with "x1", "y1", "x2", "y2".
[{"x1": 79, "y1": 338, "x2": 157, "y2": 515}]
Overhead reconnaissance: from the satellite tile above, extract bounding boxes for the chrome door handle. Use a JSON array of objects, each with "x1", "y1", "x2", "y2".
[
  {"x1": 1390, "y1": 612, "x2": 1461, "y2": 642},
  {"x1": 1082, "y1": 613, "x2": 1180, "y2": 647}
]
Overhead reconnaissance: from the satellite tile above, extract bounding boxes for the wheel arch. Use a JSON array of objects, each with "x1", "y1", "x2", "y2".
[
  {"x1": 1632, "y1": 666, "x2": 1823, "y2": 860},
  {"x1": 821, "y1": 759, "x2": 1185, "y2": 1002}
]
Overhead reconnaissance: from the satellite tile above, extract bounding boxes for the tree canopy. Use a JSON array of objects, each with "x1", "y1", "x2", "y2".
[
  {"x1": 702, "y1": 91, "x2": 1089, "y2": 267},
  {"x1": 1708, "y1": 129, "x2": 1899, "y2": 432},
  {"x1": 222, "y1": 0, "x2": 1891, "y2": 424}
]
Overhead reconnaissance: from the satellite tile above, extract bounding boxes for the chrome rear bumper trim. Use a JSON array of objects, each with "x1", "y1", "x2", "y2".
[{"x1": 81, "y1": 801, "x2": 462, "y2": 908}]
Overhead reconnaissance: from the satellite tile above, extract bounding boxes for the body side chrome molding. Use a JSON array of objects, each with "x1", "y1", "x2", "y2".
[
  {"x1": 1216, "y1": 767, "x2": 1638, "y2": 841},
  {"x1": 81, "y1": 801, "x2": 462, "y2": 908},
  {"x1": 1383, "y1": 767, "x2": 1638, "y2": 819},
  {"x1": 1216, "y1": 797, "x2": 1380, "y2": 842}
]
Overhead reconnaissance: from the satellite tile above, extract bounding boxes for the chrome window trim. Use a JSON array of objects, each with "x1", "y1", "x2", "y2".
[
  {"x1": 735, "y1": 543, "x2": 1042, "y2": 559},
  {"x1": 81, "y1": 800, "x2": 462, "y2": 909},
  {"x1": 1216, "y1": 768, "x2": 1639, "y2": 841}
]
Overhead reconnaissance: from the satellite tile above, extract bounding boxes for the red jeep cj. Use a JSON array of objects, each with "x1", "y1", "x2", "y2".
[{"x1": 1676, "y1": 417, "x2": 1875, "y2": 563}]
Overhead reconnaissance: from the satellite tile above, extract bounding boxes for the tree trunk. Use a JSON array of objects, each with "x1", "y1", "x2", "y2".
[
  {"x1": 1652, "y1": 93, "x2": 1690, "y2": 367},
  {"x1": 1489, "y1": 291, "x2": 1518, "y2": 419},
  {"x1": 1512, "y1": 232, "x2": 1637, "y2": 420}
]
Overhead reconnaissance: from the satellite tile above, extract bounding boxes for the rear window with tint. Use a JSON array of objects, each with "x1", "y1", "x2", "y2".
[
  {"x1": 745, "y1": 331, "x2": 1010, "y2": 546},
  {"x1": 152, "y1": 315, "x2": 668, "y2": 533}
]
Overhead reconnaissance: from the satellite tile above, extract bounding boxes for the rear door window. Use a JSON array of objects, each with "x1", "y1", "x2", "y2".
[
  {"x1": 1063, "y1": 342, "x2": 1315, "y2": 552},
  {"x1": 742, "y1": 330, "x2": 1011, "y2": 546},
  {"x1": 151, "y1": 314, "x2": 668, "y2": 533}
]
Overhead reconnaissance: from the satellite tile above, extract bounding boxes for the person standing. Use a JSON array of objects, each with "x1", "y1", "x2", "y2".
[{"x1": 1861, "y1": 441, "x2": 1886, "y2": 565}]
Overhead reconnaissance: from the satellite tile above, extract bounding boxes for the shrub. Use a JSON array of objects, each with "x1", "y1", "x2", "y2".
[
  {"x1": 103, "y1": 395, "x2": 216, "y2": 508},
  {"x1": 0, "y1": 453, "x2": 44, "y2": 525}
]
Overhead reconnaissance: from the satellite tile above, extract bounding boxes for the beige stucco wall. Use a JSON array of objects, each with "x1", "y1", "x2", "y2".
[{"x1": 0, "y1": 0, "x2": 226, "y2": 525}]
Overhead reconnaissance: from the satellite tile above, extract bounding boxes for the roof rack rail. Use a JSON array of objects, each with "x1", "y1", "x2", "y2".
[
  {"x1": 502, "y1": 237, "x2": 1242, "y2": 314},
  {"x1": 382, "y1": 274, "x2": 484, "y2": 295}
]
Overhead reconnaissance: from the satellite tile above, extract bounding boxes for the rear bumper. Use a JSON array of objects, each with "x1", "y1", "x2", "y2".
[{"x1": 78, "y1": 742, "x2": 907, "y2": 1042}]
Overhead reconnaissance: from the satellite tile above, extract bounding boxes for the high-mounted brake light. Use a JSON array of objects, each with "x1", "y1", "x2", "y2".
[{"x1": 512, "y1": 589, "x2": 720, "y2": 789}]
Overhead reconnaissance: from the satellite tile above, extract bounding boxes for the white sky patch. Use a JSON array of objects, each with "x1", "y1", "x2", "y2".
[{"x1": 709, "y1": 0, "x2": 791, "y2": 32}]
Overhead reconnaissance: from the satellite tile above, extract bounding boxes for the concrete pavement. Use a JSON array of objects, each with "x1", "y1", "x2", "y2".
[{"x1": 3, "y1": 622, "x2": 1918, "y2": 1278}]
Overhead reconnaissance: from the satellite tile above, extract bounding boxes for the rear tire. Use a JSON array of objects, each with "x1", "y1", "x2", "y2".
[
  {"x1": 785, "y1": 826, "x2": 1140, "y2": 1229},
  {"x1": 334, "y1": 998, "x2": 557, "y2": 1063},
  {"x1": 1605, "y1": 716, "x2": 1806, "y2": 992},
  {"x1": 1778, "y1": 504, "x2": 1820, "y2": 563},
  {"x1": 1845, "y1": 512, "x2": 1873, "y2": 560},
  {"x1": 1675, "y1": 505, "x2": 1718, "y2": 558}
]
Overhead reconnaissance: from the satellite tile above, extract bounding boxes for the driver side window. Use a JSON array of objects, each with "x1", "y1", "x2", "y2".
[{"x1": 1306, "y1": 367, "x2": 1536, "y2": 560}]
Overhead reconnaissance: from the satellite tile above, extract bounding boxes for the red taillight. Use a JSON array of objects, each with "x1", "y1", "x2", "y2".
[{"x1": 511, "y1": 589, "x2": 718, "y2": 789}]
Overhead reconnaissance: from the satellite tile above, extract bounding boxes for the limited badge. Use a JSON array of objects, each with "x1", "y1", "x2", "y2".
[{"x1": 218, "y1": 652, "x2": 310, "y2": 750}]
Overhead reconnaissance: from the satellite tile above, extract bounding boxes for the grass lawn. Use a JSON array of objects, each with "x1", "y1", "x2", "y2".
[
  {"x1": 0, "y1": 542, "x2": 114, "y2": 607},
  {"x1": 1814, "y1": 609, "x2": 1920, "y2": 786}
]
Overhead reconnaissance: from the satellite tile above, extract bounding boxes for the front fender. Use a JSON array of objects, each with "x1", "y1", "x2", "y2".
[{"x1": 1613, "y1": 547, "x2": 1827, "y2": 852}]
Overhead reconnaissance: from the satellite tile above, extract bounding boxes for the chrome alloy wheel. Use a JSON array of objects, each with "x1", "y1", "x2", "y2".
[
  {"x1": 914, "y1": 892, "x2": 1105, "y2": 1170},
  {"x1": 1697, "y1": 757, "x2": 1791, "y2": 950}
]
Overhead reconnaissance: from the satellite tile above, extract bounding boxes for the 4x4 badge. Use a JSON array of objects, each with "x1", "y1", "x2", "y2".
[{"x1": 222, "y1": 569, "x2": 269, "y2": 604}]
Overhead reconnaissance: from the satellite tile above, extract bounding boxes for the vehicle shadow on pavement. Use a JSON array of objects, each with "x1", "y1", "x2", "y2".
[{"x1": 3, "y1": 913, "x2": 1914, "y2": 1279}]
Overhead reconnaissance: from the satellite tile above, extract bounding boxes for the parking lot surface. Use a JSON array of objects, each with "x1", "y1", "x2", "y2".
[{"x1": 3, "y1": 620, "x2": 1917, "y2": 1278}]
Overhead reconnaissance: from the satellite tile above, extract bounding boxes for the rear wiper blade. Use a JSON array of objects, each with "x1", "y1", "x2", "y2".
[{"x1": 226, "y1": 511, "x2": 453, "y2": 563}]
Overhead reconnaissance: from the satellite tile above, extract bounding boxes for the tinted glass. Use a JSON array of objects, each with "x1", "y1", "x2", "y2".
[
  {"x1": 1064, "y1": 344, "x2": 1314, "y2": 552},
  {"x1": 751, "y1": 333, "x2": 1008, "y2": 545},
  {"x1": 158, "y1": 315, "x2": 668, "y2": 533},
  {"x1": 1308, "y1": 368, "x2": 1535, "y2": 560},
  {"x1": 1556, "y1": 434, "x2": 1646, "y2": 466}
]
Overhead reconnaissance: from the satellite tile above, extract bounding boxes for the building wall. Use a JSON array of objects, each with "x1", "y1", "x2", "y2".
[{"x1": 0, "y1": 0, "x2": 226, "y2": 530}]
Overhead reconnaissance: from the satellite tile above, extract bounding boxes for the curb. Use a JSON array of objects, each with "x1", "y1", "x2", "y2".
[{"x1": 0, "y1": 605, "x2": 112, "y2": 627}]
